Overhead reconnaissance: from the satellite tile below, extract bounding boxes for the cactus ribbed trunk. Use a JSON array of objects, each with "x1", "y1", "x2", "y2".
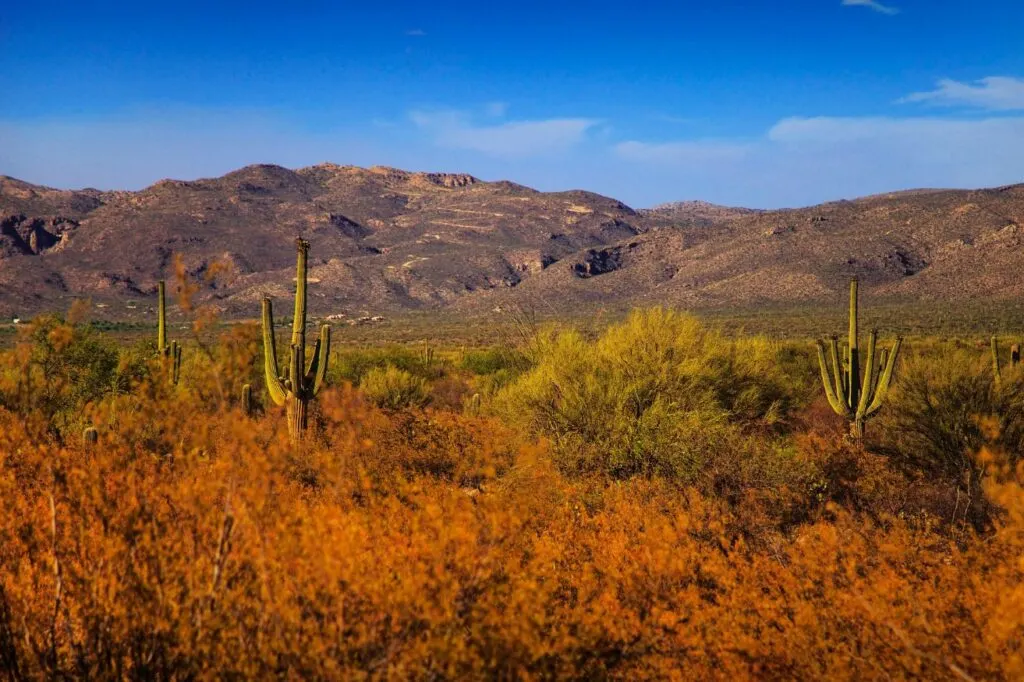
[
  {"x1": 847, "y1": 278, "x2": 859, "y2": 410},
  {"x1": 292, "y1": 242, "x2": 307, "y2": 352},
  {"x1": 158, "y1": 281, "x2": 168, "y2": 353},
  {"x1": 287, "y1": 396, "x2": 308, "y2": 436}
]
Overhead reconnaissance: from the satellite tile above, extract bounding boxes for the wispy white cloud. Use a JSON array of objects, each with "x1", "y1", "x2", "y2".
[
  {"x1": 410, "y1": 108, "x2": 598, "y2": 158},
  {"x1": 3, "y1": 99, "x2": 1024, "y2": 211},
  {"x1": 405, "y1": 28, "x2": 427, "y2": 36},
  {"x1": 900, "y1": 76, "x2": 1024, "y2": 111},
  {"x1": 612, "y1": 115, "x2": 1024, "y2": 207},
  {"x1": 841, "y1": 0, "x2": 900, "y2": 15}
]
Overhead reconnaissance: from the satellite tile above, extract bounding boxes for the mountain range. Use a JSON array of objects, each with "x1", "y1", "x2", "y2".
[{"x1": 2, "y1": 163, "x2": 1023, "y2": 322}]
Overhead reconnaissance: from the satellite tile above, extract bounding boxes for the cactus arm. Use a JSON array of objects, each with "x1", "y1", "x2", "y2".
[
  {"x1": 305, "y1": 334, "x2": 321, "y2": 381},
  {"x1": 865, "y1": 336, "x2": 902, "y2": 417},
  {"x1": 855, "y1": 330, "x2": 878, "y2": 421},
  {"x1": 262, "y1": 298, "x2": 288, "y2": 406},
  {"x1": 828, "y1": 336, "x2": 846, "y2": 405},
  {"x1": 309, "y1": 323, "x2": 329, "y2": 393},
  {"x1": 306, "y1": 324, "x2": 331, "y2": 397},
  {"x1": 817, "y1": 340, "x2": 850, "y2": 417},
  {"x1": 291, "y1": 238, "x2": 309, "y2": 351},
  {"x1": 158, "y1": 280, "x2": 168, "y2": 355},
  {"x1": 172, "y1": 342, "x2": 182, "y2": 385}
]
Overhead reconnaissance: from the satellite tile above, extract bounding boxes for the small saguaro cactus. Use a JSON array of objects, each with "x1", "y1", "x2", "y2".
[
  {"x1": 262, "y1": 238, "x2": 331, "y2": 441},
  {"x1": 815, "y1": 278, "x2": 903, "y2": 439},
  {"x1": 465, "y1": 392, "x2": 482, "y2": 417},
  {"x1": 241, "y1": 383, "x2": 254, "y2": 417},
  {"x1": 157, "y1": 281, "x2": 183, "y2": 385},
  {"x1": 422, "y1": 343, "x2": 435, "y2": 368},
  {"x1": 990, "y1": 336, "x2": 1020, "y2": 386}
]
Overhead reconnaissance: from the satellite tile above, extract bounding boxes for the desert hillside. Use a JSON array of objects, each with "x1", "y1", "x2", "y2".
[{"x1": 2, "y1": 165, "x2": 1023, "y2": 319}]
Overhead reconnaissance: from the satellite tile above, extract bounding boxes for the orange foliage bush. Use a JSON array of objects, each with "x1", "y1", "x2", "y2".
[
  {"x1": 0, "y1": 318, "x2": 1022, "y2": 679},
  {"x1": 1, "y1": 387, "x2": 1022, "y2": 679}
]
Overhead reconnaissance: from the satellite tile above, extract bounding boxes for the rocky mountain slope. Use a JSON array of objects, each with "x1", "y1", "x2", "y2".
[
  {"x1": 640, "y1": 200, "x2": 762, "y2": 227},
  {"x1": 2, "y1": 164, "x2": 1023, "y2": 321}
]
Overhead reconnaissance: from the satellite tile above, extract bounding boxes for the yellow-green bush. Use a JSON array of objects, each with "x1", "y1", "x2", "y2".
[
  {"x1": 494, "y1": 309, "x2": 796, "y2": 480},
  {"x1": 359, "y1": 364, "x2": 431, "y2": 410}
]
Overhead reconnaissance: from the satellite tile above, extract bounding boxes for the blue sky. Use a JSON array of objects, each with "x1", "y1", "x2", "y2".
[{"x1": 2, "y1": 0, "x2": 1023, "y2": 208}]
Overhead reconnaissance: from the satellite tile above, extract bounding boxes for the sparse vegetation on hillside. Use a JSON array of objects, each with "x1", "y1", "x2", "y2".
[{"x1": 4, "y1": 168, "x2": 1024, "y2": 322}]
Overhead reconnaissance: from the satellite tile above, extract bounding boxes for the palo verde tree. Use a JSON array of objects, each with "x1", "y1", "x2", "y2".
[
  {"x1": 261, "y1": 238, "x2": 331, "y2": 441},
  {"x1": 815, "y1": 278, "x2": 902, "y2": 439}
]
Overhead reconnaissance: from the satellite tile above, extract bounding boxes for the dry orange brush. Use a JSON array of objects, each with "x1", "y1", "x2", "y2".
[{"x1": 0, "y1": 386, "x2": 1021, "y2": 681}]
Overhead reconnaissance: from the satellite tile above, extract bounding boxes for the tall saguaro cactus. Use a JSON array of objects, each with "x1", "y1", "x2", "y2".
[
  {"x1": 815, "y1": 278, "x2": 903, "y2": 439},
  {"x1": 262, "y1": 238, "x2": 331, "y2": 441},
  {"x1": 157, "y1": 280, "x2": 182, "y2": 385}
]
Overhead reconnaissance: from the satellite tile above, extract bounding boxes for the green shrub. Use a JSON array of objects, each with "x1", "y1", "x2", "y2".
[
  {"x1": 333, "y1": 346, "x2": 442, "y2": 385},
  {"x1": 3, "y1": 315, "x2": 151, "y2": 436},
  {"x1": 876, "y1": 348, "x2": 1024, "y2": 527},
  {"x1": 494, "y1": 309, "x2": 796, "y2": 480},
  {"x1": 879, "y1": 349, "x2": 1024, "y2": 470},
  {"x1": 460, "y1": 347, "x2": 528, "y2": 376},
  {"x1": 359, "y1": 365, "x2": 431, "y2": 410}
]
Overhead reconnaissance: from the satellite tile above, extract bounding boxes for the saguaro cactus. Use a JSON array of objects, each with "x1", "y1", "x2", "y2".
[
  {"x1": 815, "y1": 278, "x2": 903, "y2": 439},
  {"x1": 83, "y1": 427, "x2": 98, "y2": 448},
  {"x1": 262, "y1": 238, "x2": 331, "y2": 441},
  {"x1": 465, "y1": 392, "x2": 482, "y2": 417},
  {"x1": 157, "y1": 281, "x2": 182, "y2": 385},
  {"x1": 241, "y1": 383, "x2": 254, "y2": 417},
  {"x1": 990, "y1": 337, "x2": 1020, "y2": 386}
]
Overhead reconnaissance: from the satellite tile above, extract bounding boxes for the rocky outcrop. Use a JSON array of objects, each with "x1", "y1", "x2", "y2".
[
  {"x1": 572, "y1": 246, "x2": 624, "y2": 278},
  {"x1": 1, "y1": 214, "x2": 77, "y2": 256}
]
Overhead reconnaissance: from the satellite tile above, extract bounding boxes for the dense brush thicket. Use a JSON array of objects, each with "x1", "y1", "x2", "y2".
[
  {"x1": 0, "y1": 309, "x2": 1021, "y2": 679},
  {"x1": 493, "y1": 309, "x2": 798, "y2": 480}
]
